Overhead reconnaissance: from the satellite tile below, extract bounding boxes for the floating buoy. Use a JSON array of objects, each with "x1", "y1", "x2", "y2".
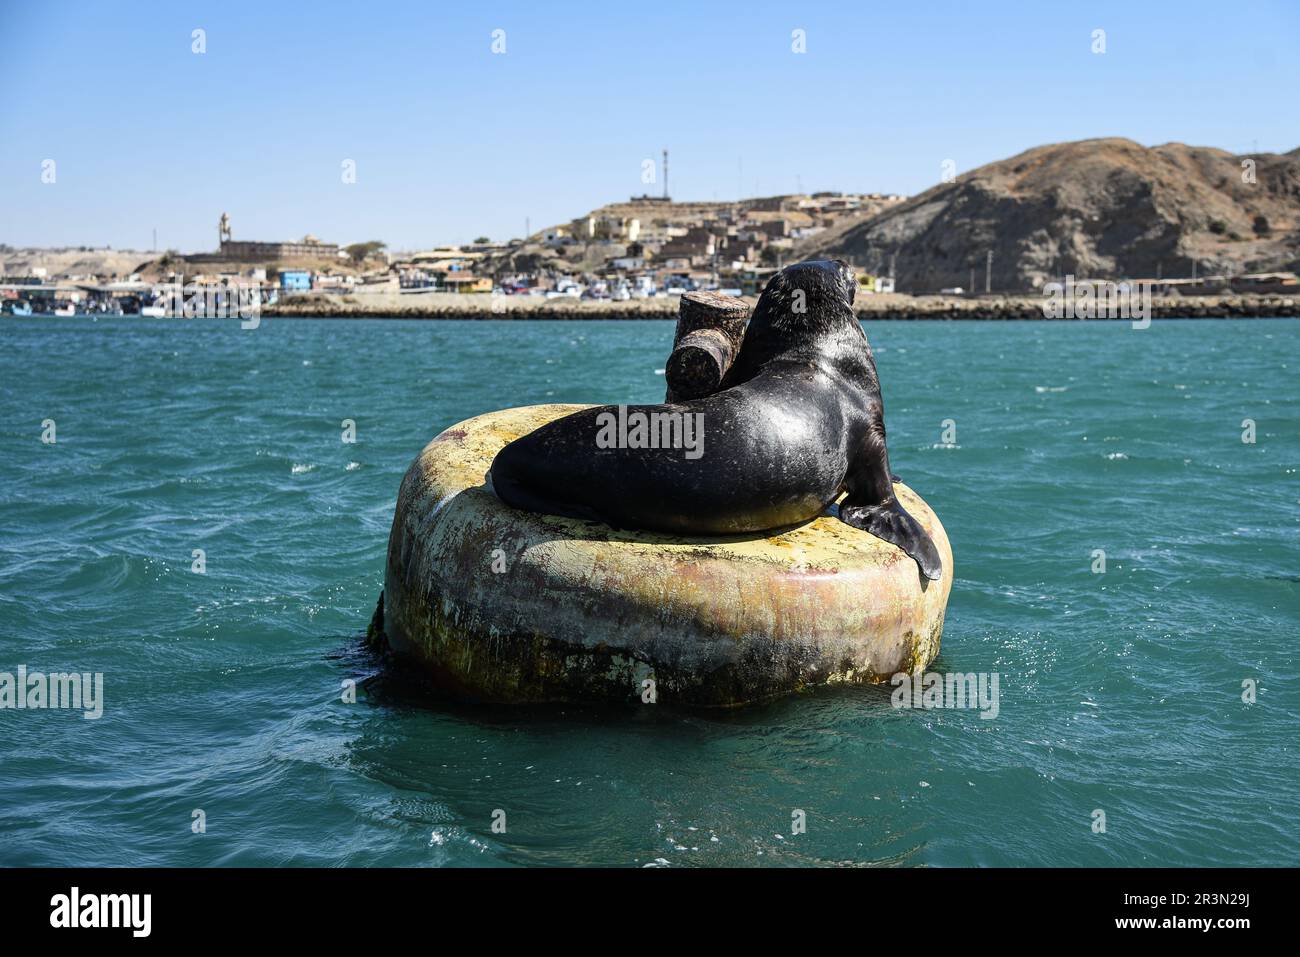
[{"x1": 374, "y1": 404, "x2": 953, "y2": 707}]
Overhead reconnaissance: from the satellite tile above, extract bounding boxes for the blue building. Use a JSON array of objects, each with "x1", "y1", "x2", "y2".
[{"x1": 279, "y1": 270, "x2": 311, "y2": 291}]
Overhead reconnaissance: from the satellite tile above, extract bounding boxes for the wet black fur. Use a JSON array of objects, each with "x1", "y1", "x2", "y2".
[{"x1": 490, "y1": 259, "x2": 942, "y2": 580}]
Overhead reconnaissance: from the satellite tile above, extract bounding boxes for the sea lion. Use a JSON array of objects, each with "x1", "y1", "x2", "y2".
[{"x1": 489, "y1": 259, "x2": 942, "y2": 580}]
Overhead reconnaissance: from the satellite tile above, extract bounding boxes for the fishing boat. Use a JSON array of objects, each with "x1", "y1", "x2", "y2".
[{"x1": 544, "y1": 279, "x2": 583, "y2": 300}]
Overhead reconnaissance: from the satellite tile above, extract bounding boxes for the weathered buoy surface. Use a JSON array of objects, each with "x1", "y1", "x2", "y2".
[{"x1": 380, "y1": 404, "x2": 953, "y2": 707}]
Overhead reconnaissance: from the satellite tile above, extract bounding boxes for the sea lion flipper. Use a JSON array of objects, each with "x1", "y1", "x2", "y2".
[
  {"x1": 840, "y1": 394, "x2": 939, "y2": 579},
  {"x1": 840, "y1": 500, "x2": 943, "y2": 581}
]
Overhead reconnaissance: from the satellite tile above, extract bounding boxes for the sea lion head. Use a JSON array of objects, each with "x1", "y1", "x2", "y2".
[{"x1": 753, "y1": 259, "x2": 858, "y2": 338}]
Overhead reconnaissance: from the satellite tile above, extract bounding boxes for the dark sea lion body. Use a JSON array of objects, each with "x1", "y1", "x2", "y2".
[{"x1": 490, "y1": 260, "x2": 942, "y2": 579}]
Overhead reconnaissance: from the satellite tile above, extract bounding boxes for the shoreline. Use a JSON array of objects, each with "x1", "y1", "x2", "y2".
[{"x1": 263, "y1": 292, "x2": 1300, "y2": 320}]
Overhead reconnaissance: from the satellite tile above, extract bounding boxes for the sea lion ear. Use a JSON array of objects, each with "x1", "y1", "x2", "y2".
[{"x1": 830, "y1": 259, "x2": 856, "y2": 306}]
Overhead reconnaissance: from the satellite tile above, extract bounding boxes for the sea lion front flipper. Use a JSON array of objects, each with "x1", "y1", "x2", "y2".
[
  {"x1": 840, "y1": 499, "x2": 942, "y2": 581},
  {"x1": 840, "y1": 400, "x2": 942, "y2": 580}
]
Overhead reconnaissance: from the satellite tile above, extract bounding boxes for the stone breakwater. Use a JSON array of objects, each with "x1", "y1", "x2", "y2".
[{"x1": 264, "y1": 291, "x2": 1300, "y2": 320}]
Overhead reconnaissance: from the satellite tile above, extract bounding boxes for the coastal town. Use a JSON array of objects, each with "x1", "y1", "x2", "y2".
[
  {"x1": 0, "y1": 188, "x2": 913, "y2": 317},
  {"x1": 4, "y1": 139, "x2": 1299, "y2": 320}
]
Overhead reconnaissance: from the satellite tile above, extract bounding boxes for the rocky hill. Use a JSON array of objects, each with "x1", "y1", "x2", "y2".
[
  {"x1": 807, "y1": 138, "x2": 1300, "y2": 292},
  {"x1": 0, "y1": 246, "x2": 157, "y2": 280}
]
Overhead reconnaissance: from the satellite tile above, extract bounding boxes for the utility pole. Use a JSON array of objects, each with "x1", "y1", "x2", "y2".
[
  {"x1": 525, "y1": 217, "x2": 530, "y2": 242},
  {"x1": 969, "y1": 267, "x2": 975, "y2": 295},
  {"x1": 985, "y1": 249, "x2": 993, "y2": 294},
  {"x1": 889, "y1": 252, "x2": 896, "y2": 282},
  {"x1": 663, "y1": 149, "x2": 669, "y2": 201}
]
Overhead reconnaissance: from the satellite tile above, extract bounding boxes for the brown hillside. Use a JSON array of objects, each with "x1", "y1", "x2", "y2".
[{"x1": 810, "y1": 138, "x2": 1300, "y2": 292}]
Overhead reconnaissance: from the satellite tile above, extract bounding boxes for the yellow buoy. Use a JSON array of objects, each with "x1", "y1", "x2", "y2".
[{"x1": 377, "y1": 404, "x2": 953, "y2": 707}]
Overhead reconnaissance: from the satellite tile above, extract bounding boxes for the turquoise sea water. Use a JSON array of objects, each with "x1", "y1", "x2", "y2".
[{"x1": 0, "y1": 315, "x2": 1296, "y2": 867}]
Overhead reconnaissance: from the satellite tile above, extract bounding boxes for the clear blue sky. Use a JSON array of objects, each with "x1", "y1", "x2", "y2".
[{"x1": 2, "y1": 0, "x2": 1297, "y2": 253}]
